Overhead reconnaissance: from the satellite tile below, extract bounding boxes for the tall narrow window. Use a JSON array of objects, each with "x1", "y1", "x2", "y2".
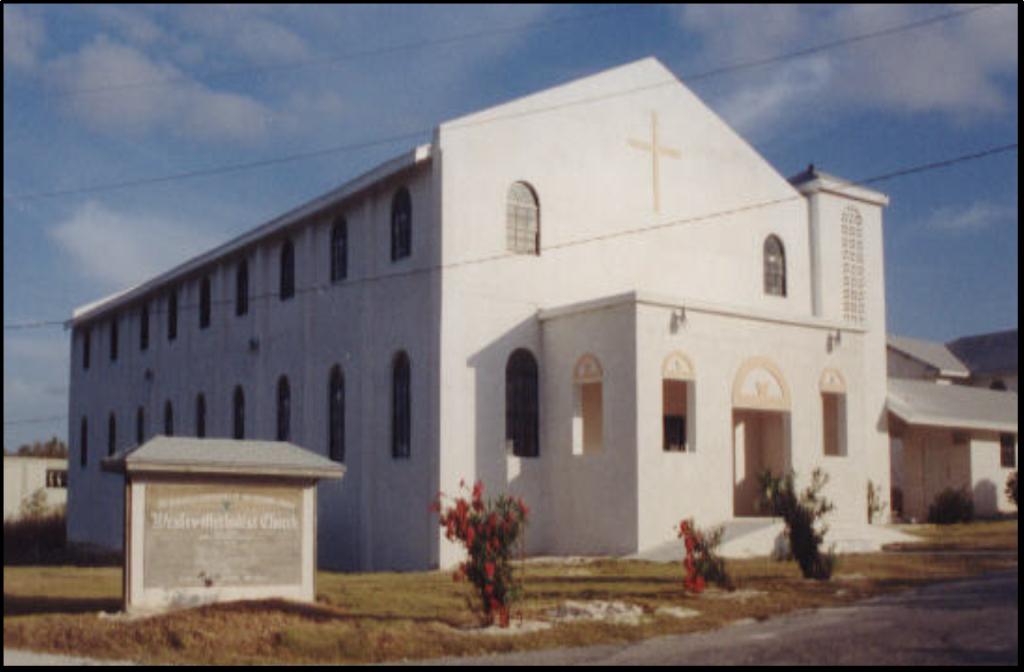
[
  {"x1": 164, "y1": 400, "x2": 174, "y2": 436},
  {"x1": 822, "y1": 393, "x2": 847, "y2": 456},
  {"x1": 80, "y1": 417, "x2": 88, "y2": 468},
  {"x1": 110, "y1": 316, "x2": 119, "y2": 361},
  {"x1": 331, "y1": 217, "x2": 348, "y2": 283},
  {"x1": 328, "y1": 365, "x2": 345, "y2": 462},
  {"x1": 840, "y1": 206, "x2": 865, "y2": 324},
  {"x1": 108, "y1": 412, "x2": 117, "y2": 457},
  {"x1": 280, "y1": 240, "x2": 295, "y2": 301},
  {"x1": 233, "y1": 386, "x2": 245, "y2": 440},
  {"x1": 195, "y1": 394, "x2": 207, "y2": 438},
  {"x1": 506, "y1": 349, "x2": 539, "y2": 457},
  {"x1": 136, "y1": 406, "x2": 145, "y2": 446},
  {"x1": 392, "y1": 351, "x2": 411, "y2": 458},
  {"x1": 506, "y1": 182, "x2": 540, "y2": 255},
  {"x1": 83, "y1": 328, "x2": 91, "y2": 370},
  {"x1": 168, "y1": 288, "x2": 178, "y2": 341},
  {"x1": 1001, "y1": 434, "x2": 1017, "y2": 469},
  {"x1": 236, "y1": 259, "x2": 249, "y2": 316},
  {"x1": 572, "y1": 354, "x2": 604, "y2": 455},
  {"x1": 764, "y1": 235, "x2": 786, "y2": 297},
  {"x1": 662, "y1": 352, "x2": 696, "y2": 453},
  {"x1": 199, "y1": 276, "x2": 211, "y2": 329},
  {"x1": 277, "y1": 376, "x2": 291, "y2": 441},
  {"x1": 391, "y1": 187, "x2": 412, "y2": 261},
  {"x1": 140, "y1": 302, "x2": 149, "y2": 351}
]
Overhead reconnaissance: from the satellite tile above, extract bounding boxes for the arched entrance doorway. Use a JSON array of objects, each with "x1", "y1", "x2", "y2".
[{"x1": 732, "y1": 357, "x2": 791, "y2": 516}]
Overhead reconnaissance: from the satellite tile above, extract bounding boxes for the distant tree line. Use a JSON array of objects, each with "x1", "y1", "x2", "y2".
[{"x1": 6, "y1": 436, "x2": 68, "y2": 458}]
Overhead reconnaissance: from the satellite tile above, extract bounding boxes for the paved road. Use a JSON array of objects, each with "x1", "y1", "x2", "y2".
[
  {"x1": 418, "y1": 569, "x2": 1019, "y2": 666},
  {"x1": 6, "y1": 570, "x2": 1017, "y2": 666}
]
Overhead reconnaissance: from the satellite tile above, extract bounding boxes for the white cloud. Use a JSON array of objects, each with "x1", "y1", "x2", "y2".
[
  {"x1": 48, "y1": 200, "x2": 222, "y2": 290},
  {"x1": 677, "y1": 4, "x2": 1018, "y2": 136},
  {"x1": 48, "y1": 36, "x2": 271, "y2": 143},
  {"x1": 4, "y1": 4, "x2": 46, "y2": 72},
  {"x1": 925, "y1": 202, "x2": 1015, "y2": 236}
]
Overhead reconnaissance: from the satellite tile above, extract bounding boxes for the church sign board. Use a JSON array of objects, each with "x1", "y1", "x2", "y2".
[{"x1": 103, "y1": 437, "x2": 344, "y2": 613}]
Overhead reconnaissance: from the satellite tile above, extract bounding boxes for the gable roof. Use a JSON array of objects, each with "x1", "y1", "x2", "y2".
[
  {"x1": 887, "y1": 378, "x2": 1017, "y2": 434},
  {"x1": 887, "y1": 334, "x2": 970, "y2": 378},
  {"x1": 947, "y1": 329, "x2": 1018, "y2": 377}
]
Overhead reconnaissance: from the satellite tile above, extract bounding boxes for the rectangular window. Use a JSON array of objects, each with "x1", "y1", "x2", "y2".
[
  {"x1": 663, "y1": 380, "x2": 691, "y2": 452},
  {"x1": 1001, "y1": 434, "x2": 1017, "y2": 469},
  {"x1": 573, "y1": 382, "x2": 603, "y2": 455},
  {"x1": 823, "y1": 393, "x2": 846, "y2": 456},
  {"x1": 46, "y1": 469, "x2": 68, "y2": 489}
]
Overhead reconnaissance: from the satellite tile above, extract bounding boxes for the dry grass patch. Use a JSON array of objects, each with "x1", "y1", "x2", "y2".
[{"x1": 4, "y1": 520, "x2": 1017, "y2": 665}]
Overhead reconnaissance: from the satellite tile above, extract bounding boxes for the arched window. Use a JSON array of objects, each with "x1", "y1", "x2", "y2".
[
  {"x1": 168, "y1": 288, "x2": 178, "y2": 341},
  {"x1": 140, "y1": 302, "x2": 149, "y2": 351},
  {"x1": 80, "y1": 417, "x2": 88, "y2": 468},
  {"x1": 110, "y1": 316, "x2": 119, "y2": 361},
  {"x1": 195, "y1": 393, "x2": 207, "y2": 438},
  {"x1": 136, "y1": 406, "x2": 145, "y2": 446},
  {"x1": 392, "y1": 351, "x2": 411, "y2": 458},
  {"x1": 572, "y1": 354, "x2": 604, "y2": 455},
  {"x1": 233, "y1": 386, "x2": 245, "y2": 440},
  {"x1": 280, "y1": 240, "x2": 295, "y2": 301},
  {"x1": 506, "y1": 349, "x2": 539, "y2": 457},
  {"x1": 108, "y1": 412, "x2": 117, "y2": 457},
  {"x1": 236, "y1": 259, "x2": 249, "y2": 316},
  {"x1": 507, "y1": 182, "x2": 540, "y2": 255},
  {"x1": 391, "y1": 187, "x2": 412, "y2": 261},
  {"x1": 763, "y1": 235, "x2": 786, "y2": 297},
  {"x1": 328, "y1": 365, "x2": 345, "y2": 462},
  {"x1": 277, "y1": 376, "x2": 291, "y2": 441},
  {"x1": 331, "y1": 218, "x2": 348, "y2": 283},
  {"x1": 199, "y1": 276, "x2": 211, "y2": 329},
  {"x1": 164, "y1": 400, "x2": 174, "y2": 436},
  {"x1": 662, "y1": 352, "x2": 696, "y2": 453}
]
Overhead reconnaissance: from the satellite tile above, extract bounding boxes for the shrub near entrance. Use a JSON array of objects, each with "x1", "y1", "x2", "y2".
[
  {"x1": 677, "y1": 519, "x2": 731, "y2": 593},
  {"x1": 432, "y1": 480, "x2": 529, "y2": 627}
]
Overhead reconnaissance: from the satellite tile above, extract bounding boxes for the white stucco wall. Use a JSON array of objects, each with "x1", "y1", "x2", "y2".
[
  {"x1": 3, "y1": 457, "x2": 68, "y2": 520},
  {"x1": 68, "y1": 161, "x2": 442, "y2": 572}
]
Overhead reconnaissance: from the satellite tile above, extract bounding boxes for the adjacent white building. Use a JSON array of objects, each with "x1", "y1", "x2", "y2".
[
  {"x1": 69, "y1": 57, "x2": 903, "y2": 570},
  {"x1": 4, "y1": 455, "x2": 68, "y2": 520},
  {"x1": 886, "y1": 330, "x2": 1018, "y2": 521}
]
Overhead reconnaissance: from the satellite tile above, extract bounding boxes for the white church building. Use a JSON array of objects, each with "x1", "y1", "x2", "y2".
[{"x1": 68, "y1": 57, "x2": 900, "y2": 571}]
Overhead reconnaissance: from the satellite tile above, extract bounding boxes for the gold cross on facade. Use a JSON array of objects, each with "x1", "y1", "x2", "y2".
[{"x1": 628, "y1": 111, "x2": 681, "y2": 213}]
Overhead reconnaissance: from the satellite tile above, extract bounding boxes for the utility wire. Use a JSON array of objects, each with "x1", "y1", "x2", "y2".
[
  {"x1": 42, "y1": 5, "x2": 647, "y2": 99},
  {"x1": 4, "y1": 141, "x2": 1016, "y2": 333},
  {"x1": 3, "y1": 3, "x2": 1005, "y2": 204}
]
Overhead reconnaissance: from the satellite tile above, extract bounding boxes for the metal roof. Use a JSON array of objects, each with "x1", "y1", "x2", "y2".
[
  {"x1": 101, "y1": 436, "x2": 345, "y2": 480},
  {"x1": 887, "y1": 378, "x2": 1017, "y2": 434},
  {"x1": 887, "y1": 334, "x2": 970, "y2": 378}
]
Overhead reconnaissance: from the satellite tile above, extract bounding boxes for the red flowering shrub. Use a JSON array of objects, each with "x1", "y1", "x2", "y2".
[
  {"x1": 431, "y1": 480, "x2": 529, "y2": 627},
  {"x1": 677, "y1": 518, "x2": 731, "y2": 593}
]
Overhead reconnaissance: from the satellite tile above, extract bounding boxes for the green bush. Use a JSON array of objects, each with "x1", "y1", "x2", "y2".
[
  {"x1": 927, "y1": 488, "x2": 975, "y2": 525},
  {"x1": 1006, "y1": 471, "x2": 1017, "y2": 509},
  {"x1": 866, "y1": 479, "x2": 887, "y2": 524},
  {"x1": 759, "y1": 468, "x2": 837, "y2": 580}
]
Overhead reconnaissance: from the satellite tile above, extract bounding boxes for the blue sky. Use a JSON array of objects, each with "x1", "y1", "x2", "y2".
[{"x1": 3, "y1": 4, "x2": 1018, "y2": 449}]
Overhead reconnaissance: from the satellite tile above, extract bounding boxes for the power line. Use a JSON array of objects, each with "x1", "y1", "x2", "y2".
[
  {"x1": 3, "y1": 3, "x2": 1005, "y2": 204},
  {"x1": 4, "y1": 141, "x2": 1017, "y2": 333},
  {"x1": 3, "y1": 415, "x2": 67, "y2": 427},
  {"x1": 43, "y1": 6, "x2": 647, "y2": 100}
]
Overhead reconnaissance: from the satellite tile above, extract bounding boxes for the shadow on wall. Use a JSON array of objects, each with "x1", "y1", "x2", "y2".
[
  {"x1": 973, "y1": 479, "x2": 999, "y2": 518},
  {"x1": 466, "y1": 314, "x2": 546, "y2": 553}
]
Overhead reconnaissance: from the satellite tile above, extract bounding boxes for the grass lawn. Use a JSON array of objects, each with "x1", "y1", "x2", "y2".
[{"x1": 3, "y1": 519, "x2": 1017, "y2": 665}]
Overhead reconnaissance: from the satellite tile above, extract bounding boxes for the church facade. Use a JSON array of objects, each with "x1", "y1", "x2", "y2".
[{"x1": 67, "y1": 58, "x2": 893, "y2": 571}]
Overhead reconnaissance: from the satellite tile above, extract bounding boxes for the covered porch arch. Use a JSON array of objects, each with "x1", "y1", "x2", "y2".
[{"x1": 732, "y1": 357, "x2": 792, "y2": 516}]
